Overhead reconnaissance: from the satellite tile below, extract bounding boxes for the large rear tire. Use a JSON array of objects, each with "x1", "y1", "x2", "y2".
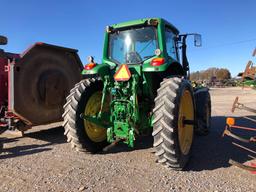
[
  {"x1": 152, "y1": 77, "x2": 195, "y2": 170},
  {"x1": 62, "y1": 78, "x2": 108, "y2": 153}
]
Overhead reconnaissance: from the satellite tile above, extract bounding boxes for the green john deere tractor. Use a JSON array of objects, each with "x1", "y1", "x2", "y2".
[{"x1": 63, "y1": 18, "x2": 211, "y2": 170}]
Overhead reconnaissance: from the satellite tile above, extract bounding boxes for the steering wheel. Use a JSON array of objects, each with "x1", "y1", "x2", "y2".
[{"x1": 125, "y1": 51, "x2": 142, "y2": 64}]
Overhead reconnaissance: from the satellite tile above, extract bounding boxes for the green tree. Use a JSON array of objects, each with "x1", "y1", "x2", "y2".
[{"x1": 190, "y1": 67, "x2": 231, "y2": 81}]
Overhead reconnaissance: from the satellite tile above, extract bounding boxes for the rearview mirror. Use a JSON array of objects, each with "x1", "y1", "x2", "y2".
[
  {"x1": 0, "y1": 36, "x2": 8, "y2": 45},
  {"x1": 194, "y1": 34, "x2": 202, "y2": 47}
]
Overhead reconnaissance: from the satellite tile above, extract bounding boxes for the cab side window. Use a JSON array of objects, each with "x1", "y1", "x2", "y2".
[{"x1": 165, "y1": 28, "x2": 177, "y2": 60}]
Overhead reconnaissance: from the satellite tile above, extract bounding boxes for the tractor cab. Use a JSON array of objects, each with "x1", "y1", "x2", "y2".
[
  {"x1": 107, "y1": 24, "x2": 158, "y2": 65},
  {"x1": 84, "y1": 18, "x2": 201, "y2": 77},
  {"x1": 102, "y1": 18, "x2": 182, "y2": 73}
]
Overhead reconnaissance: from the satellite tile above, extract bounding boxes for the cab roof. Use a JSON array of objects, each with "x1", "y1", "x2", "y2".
[{"x1": 110, "y1": 18, "x2": 179, "y2": 34}]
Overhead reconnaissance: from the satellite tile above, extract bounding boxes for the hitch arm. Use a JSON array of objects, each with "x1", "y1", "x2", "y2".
[
  {"x1": 229, "y1": 159, "x2": 256, "y2": 172},
  {"x1": 223, "y1": 129, "x2": 256, "y2": 143},
  {"x1": 223, "y1": 129, "x2": 251, "y2": 143},
  {"x1": 232, "y1": 96, "x2": 256, "y2": 113},
  {"x1": 98, "y1": 76, "x2": 109, "y2": 118},
  {"x1": 80, "y1": 113, "x2": 109, "y2": 129}
]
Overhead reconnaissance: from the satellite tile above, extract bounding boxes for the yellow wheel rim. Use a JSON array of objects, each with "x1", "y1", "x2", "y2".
[
  {"x1": 84, "y1": 91, "x2": 108, "y2": 143},
  {"x1": 178, "y1": 89, "x2": 194, "y2": 155}
]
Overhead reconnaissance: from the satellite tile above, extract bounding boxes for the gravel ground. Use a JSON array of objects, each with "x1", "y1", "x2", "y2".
[{"x1": 0, "y1": 87, "x2": 255, "y2": 192}]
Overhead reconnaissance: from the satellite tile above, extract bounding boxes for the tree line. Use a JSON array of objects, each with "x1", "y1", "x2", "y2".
[{"x1": 190, "y1": 67, "x2": 231, "y2": 81}]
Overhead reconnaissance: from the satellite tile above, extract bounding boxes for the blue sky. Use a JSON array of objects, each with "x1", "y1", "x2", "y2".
[{"x1": 1, "y1": 0, "x2": 256, "y2": 76}]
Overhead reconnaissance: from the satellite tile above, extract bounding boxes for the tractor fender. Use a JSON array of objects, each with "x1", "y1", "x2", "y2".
[
  {"x1": 142, "y1": 61, "x2": 169, "y2": 72},
  {"x1": 142, "y1": 59, "x2": 183, "y2": 74},
  {"x1": 82, "y1": 63, "x2": 111, "y2": 78}
]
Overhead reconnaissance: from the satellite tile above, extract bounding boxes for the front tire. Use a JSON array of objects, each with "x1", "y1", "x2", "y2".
[
  {"x1": 0, "y1": 141, "x2": 3, "y2": 152},
  {"x1": 152, "y1": 77, "x2": 195, "y2": 170},
  {"x1": 62, "y1": 78, "x2": 108, "y2": 153},
  {"x1": 195, "y1": 90, "x2": 211, "y2": 135}
]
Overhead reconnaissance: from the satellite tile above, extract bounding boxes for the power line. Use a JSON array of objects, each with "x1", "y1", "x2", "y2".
[{"x1": 204, "y1": 38, "x2": 256, "y2": 49}]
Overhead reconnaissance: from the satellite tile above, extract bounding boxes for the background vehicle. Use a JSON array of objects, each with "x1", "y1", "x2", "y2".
[
  {"x1": 0, "y1": 35, "x2": 83, "y2": 134},
  {"x1": 63, "y1": 18, "x2": 211, "y2": 170}
]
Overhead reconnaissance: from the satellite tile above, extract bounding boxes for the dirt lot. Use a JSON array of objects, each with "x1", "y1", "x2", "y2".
[{"x1": 0, "y1": 87, "x2": 255, "y2": 192}]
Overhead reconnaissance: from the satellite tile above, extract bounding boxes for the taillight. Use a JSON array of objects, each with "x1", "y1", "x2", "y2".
[
  {"x1": 150, "y1": 58, "x2": 165, "y2": 66},
  {"x1": 84, "y1": 63, "x2": 96, "y2": 70}
]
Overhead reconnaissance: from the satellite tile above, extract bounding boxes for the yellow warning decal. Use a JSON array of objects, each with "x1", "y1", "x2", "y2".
[{"x1": 114, "y1": 64, "x2": 131, "y2": 81}]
